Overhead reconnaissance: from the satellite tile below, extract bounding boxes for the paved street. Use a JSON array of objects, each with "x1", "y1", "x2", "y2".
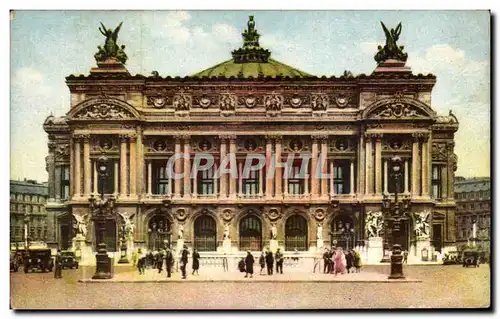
[{"x1": 10, "y1": 265, "x2": 490, "y2": 309}]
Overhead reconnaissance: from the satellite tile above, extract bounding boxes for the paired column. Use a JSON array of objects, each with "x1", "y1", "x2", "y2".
[
  {"x1": 119, "y1": 135, "x2": 128, "y2": 197},
  {"x1": 93, "y1": 161, "x2": 98, "y2": 195},
  {"x1": 265, "y1": 137, "x2": 273, "y2": 199},
  {"x1": 258, "y1": 166, "x2": 264, "y2": 197},
  {"x1": 219, "y1": 136, "x2": 228, "y2": 199},
  {"x1": 183, "y1": 135, "x2": 191, "y2": 198},
  {"x1": 83, "y1": 135, "x2": 91, "y2": 197},
  {"x1": 411, "y1": 133, "x2": 421, "y2": 197},
  {"x1": 274, "y1": 137, "x2": 282, "y2": 198},
  {"x1": 383, "y1": 159, "x2": 388, "y2": 194},
  {"x1": 374, "y1": 134, "x2": 383, "y2": 195},
  {"x1": 329, "y1": 161, "x2": 334, "y2": 197},
  {"x1": 350, "y1": 160, "x2": 355, "y2": 195},
  {"x1": 357, "y1": 132, "x2": 365, "y2": 196},
  {"x1": 174, "y1": 137, "x2": 182, "y2": 198},
  {"x1": 364, "y1": 134, "x2": 373, "y2": 195},
  {"x1": 311, "y1": 136, "x2": 319, "y2": 198},
  {"x1": 73, "y1": 135, "x2": 82, "y2": 198},
  {"x1": 129, "y1": 136, "x2": 137, "y2": 198},
  {"x1": 147, "y1": 160, "x2": 152, "y2": 196},
  {"x1": 238, "y1": 161, "x2": 243, "y2": 197},
  {"x1": 320, "y1": 137, "x2": 328, "y2": 198},
  {"x1": 404, "y1": 159, "x2": 409, "y2": 194},
  {"x1": 114, "y1": 162, "x2": 119, "y2": 196},
  {"x1": 421, "y1": 134, "x2": 430, "y2": 197},
  {"x1": 228, "y1": 137, "x2": 237, "y2": 199}
]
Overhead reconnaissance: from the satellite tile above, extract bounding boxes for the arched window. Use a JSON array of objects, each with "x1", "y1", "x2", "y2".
[
  {"x1": 285, "y1": 215, "x2": 308, "y2": 251},
  {"x1": 331, "y1": 215, "x2": 355, "y2": 250},
  {"x1": 194, "y1": 215, "x2": 217, "y2": 252},
  {"x1": 239, "y1": 215, "x2": 262, "y2": 251},
  {"x1": 148, "y1": 215, "x2": 171, "y2": 251}
]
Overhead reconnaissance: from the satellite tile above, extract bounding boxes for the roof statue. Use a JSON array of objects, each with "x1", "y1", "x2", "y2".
[
  {"x1": 374, "y1": 22, "x2": 408, "y2": 64},
  {"x1": 232, "y1": 15, "x2": 271, "y2": 63},
  {"x1": 94, "y1": 22, "x2": 128, "y2": 65},
  {"x1": 242, "y1": 15, "x2": 260, "y2": 48}
]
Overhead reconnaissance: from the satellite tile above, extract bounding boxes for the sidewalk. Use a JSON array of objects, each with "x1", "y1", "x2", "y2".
[{"x1": 79, "y1": 266, "x2": 422, "y2": 283}]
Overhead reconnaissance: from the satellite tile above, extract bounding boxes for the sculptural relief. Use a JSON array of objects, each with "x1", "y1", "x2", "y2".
[
  {"x1": 414, "y1": 210, "x2": 431, "y2": 239},
  {"x1": 264, "y1": 94, "x2": 283, "y2": 112},
  {"x1": 365, "y1": 211, "x2": 384, "y2": 238},
  {"x1": 311, "y1": 94, "x2": 329, "y2": 111},
  {"x1": 173, "y1": 94, "x2": 192, "y2": 111},
  {"x1": 73, "y1": 213, "x2": 89, "y2": 238}
]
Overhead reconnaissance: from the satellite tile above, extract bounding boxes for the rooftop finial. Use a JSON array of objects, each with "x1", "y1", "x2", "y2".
[{"x1": 232, "y1": 15, "x2": 271, "y2": 63}]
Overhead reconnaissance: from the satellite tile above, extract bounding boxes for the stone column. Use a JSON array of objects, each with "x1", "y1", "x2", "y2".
[
  {"x1": 219, "y1": 136, "x2": 228, "y2": 199},
  {"x1": 114, "y1": 161, "x2": 119, "y2": 196},
  {"x1": 129, "y1": 135, "x2": 137, "y2": 198},
  {"x1": 147, "y1": 160, "x2": 152, "y2": 196},
  {"x1": 93, "y1": 160, "x2": 98, "y2": 195},
  {"x1": 183, "y1": 135, "x2": 191, "y2": 198},
  {"x1": 192, "y1": 161, "x2": 198, "y2": 198},
  {"x1": 320, "y1": 137, "x2": 328, "y2": 198},
  {"x1": 383, "y1": 159, "x2": 388, "y2": 194},
  {"x1": 311, "y1": 136, "x2": 319, "y2": 198},
  {"x1": 73, "y1": 136, "x2": 81, "y2": 198},
  {"x1": 54, "y1": 165, "x2": 61, "y2": 200},
  {"x1": 174, "y1": 137, "x2": 182, "y2": 198},
  {"x1": 135, "y1": 126, "x2": 144, "y2": 197},
  {"x1": 168, "y1": 163, "x2": 173, "y2": 196},
  {"x1": 213, "y1": 167, "x2": 217, "y2": 197},
  {"x1": 48, "y1": 143, "x2": 56, "y2": 200},
  {"x1": 411, "y1": 133, "x2": 420, "y2": 197},
  {"x1": 258, "y1": 166, "x2": 264, "y2": 197},
  {"x1": 421, "y1": 134, "x2": 430, "y2": 197},
  {"x1": 238, "y1": 161, "x2": 243, "y2": 197},
  {"x1": 350, "y1": 160, "x2": 355, "y2": 195},
  {"x1": 358, "y1": 132, "x2": 365, "y2": 196},
  {"x1": 447, "y1": 142, "x2": 455, "y2": 199},
  {"x1": 83, "y1": 135, "x2": 91, "y2": 197},
  {"x1": 69, "y1": 138, "x2": 74, "y2": 198},
  {"x1": 364, "y1": 134, "x2": 373, "y2": 195},
  {"x1": 374, "y1": 134, "x2": 382, "y2": 195},
  {"x1": 329, "y1": 161, "x2": 334, "y2": 197},
  {"x1": 119, "y1": 135, "x2": 128, "y2": 197},
  {"x1": 274, "y1": 136, "x2": 282, "y2": 198},
  {"x1": 229, "y1": 136, "x2": 237, "y2": 199},
  {"x1": 265, "y1": 136, "x2": 273, "y2": 199},
  {"x1": 404, "y1": 159, "x2": 409, "y2": 194}
]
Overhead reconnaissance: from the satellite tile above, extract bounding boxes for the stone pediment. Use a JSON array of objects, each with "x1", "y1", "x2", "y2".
[
  {"x1": 67, "y1": 97, "x2": 141, "y2": 121},
  {"x1": 362, "y1": 97, "x2": 436, "y2": 121}
]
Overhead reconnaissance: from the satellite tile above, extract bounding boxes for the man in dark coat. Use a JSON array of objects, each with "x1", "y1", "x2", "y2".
[
  {"x1": 54, "y1": 249, "x2": 62, "y2": 279},
  {"x1": 275, "y1": 248, "x2": 284, "y2": 274},
  {"x1": 244, "y1": 251, "x2": 255, "y2": 278},
  {"x1": 164, "y1": 247, "x2": 174, "y2": 278},
  {"x1": 346, "y1": 249, "x2": 354, "y2": 273},
  {"x1": 265, "y1": 250, "x2": 274, "y2": 275},
  {"x1": 157, "y1": 249, "x2": 165, "y2": 273},
  {"x1": 323, "y1": 248, "x2": 330, "y2": 274},
  {"x1": 192, "y1": 248, "x2": 200, "y2": 275},
  {"x1": 180, "y1": 245, "x2": 189, "y2": 279}
]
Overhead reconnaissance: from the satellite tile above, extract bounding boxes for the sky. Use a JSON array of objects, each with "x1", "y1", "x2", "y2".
[{"x1": 10, "y1": 10, "x2": 490, "y2": 182}]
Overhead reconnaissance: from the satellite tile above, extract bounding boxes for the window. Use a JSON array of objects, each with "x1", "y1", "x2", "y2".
[
  {"x1": 387, "y1": 160, "x2": 405, "y2": 194},
  {"x1": 148, "y1": 215, "x2": 171, "y2": 250},
  {"x1": 197, "y1": 166, "x2": 214, "y2": 195},
  {"x1": 431, "y1": 165, "x2": 442, "y2": 199},
  {"x1": 243, "y1": 167, "x2": 259, "y2": 196},
  {"x1": 285, "y1": 215, "x2": 308, "y2": 251},
  {"x1": 61, "y1": 165, "x2": 70, "y2": 200},
  {"x1": 288, "y1": 161, "x2": 305, "y2": 195},
  {"x1": 239, "y1": 215, "x2": 262, "y2": 251},
  {"x1": 194, "y1": 215, "x2": 217, "y2": 252},
  {"x1": 333, "y1": 160, "x2": 351, "y2": 195},
  {"x1": 152, "y1": 162, "x2": 169, "y2": 195},
  {"x1": 97, "y1": 160, "x2": 115, "y2": 195}
]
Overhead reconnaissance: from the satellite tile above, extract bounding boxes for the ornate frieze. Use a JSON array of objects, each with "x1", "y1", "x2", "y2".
[
  {"x1": 192, "y1": 137, "x2": 217, "y2": 152},
  {"x1": 329, "y1": 137, "x2": 355, "y2": 153},
  {"x1": 238, "y1": 137, "x2": 265, "y2": 152},
  {"x1": 144, "y1": 137, "x2": 174, "y2": 153},
  {"x1": 431, "y1": 142, "x2": 448, "y2": 161},
  {"x1": 146, "y1": 95, "x2": 169, "y2": 108},
  {"x1": 311, "y1": 94, "x2": 329, "y2": 111},
  {"x1": 333, "y1": 93, "x2": 350, "y2": 108},
  {"x1": 371, "y1": 103, "x2": 428, "y2": 119},
  {"x1": 237, "y1": 95, "x2": 260, "y2": 109},
  {"x1": 382, "y1": 137, "x2": 411, "y2": 151},
  {"x1": 74, "y1": 102, "x2": 135, "y2": 120},
  {"x1": 55, "y1": 144, "x2": 70, "y2": 159},
  {"x1": 219, "y1": 93, "x2": 237, "y2": 112},
  {"x1": 264, "y1": 94, "x2": 283, "y2": 112},
  {"x1": 173, "y1": 94, "x2": 192, "y2": 111}
]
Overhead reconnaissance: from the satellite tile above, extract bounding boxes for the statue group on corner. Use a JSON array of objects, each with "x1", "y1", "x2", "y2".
[
  {"x1": 374, "y1": 22, "x2": 408, "y2": 63},
  {"x1": 94, "y1": 22, "x2": 128, "y2": 64}
]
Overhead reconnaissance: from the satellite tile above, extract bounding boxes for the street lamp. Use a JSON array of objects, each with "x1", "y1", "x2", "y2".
[
  {"x1": 92, "y1": 154, "x2": 113, "y2": 279},
  {"x1": 381, "y1": 155, "x2": 411, "y2": 279}
]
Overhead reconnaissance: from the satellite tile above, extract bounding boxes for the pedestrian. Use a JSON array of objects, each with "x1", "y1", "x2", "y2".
[
  {"x1": 157, "y1": 248, "x2": 165, "y2": 274},
  {"x1": 265, "y1": 250, "x2": 274, "y2": 275},
  {"x1": 222, "y1": 253, "x2": 229, "y2": 272},
  {"x1": 164, "y1": 246, "x2": 174, "y2": 278},
  {"x1": 259, "y1": 250, "x2": 266, "y2": 275},
  {"x1": 54, "y1": 249, "x2": 62, "y2": 279},
  {"x1": 353, "y1": 249, "x2": 362, "y2": 273},
  {"x1": 323, "y1": 248, "x2": 330, "y2": 274},
  {"x1": 334, "y1": 247, "x2": 347, "y2": 275},
  {"x1": 403, "y1": 250, "x2": 408, "y2": 264},
  {"x1": 137, "y1": 248, "x2": 146, "y2": 275},
  {"x1": 238, "y1": 257, "x2": 246, "y2": 273},
  {"x1": 329, "y1": 248, "x2": 336, "y2": 274},
  {"x1": 244, "y1": 251, "x2": 255, "y2": 278},
  {"x1": 346, "y1": 249, "x2": 354, "y2": 274},
  {"x1": 275, "y1": 248, "x2": 284, "y2": 274},
  {"x1": 192, "y1": 248, "x2": 200, "y2": 275},
  {"x1": 131, "y1": 248, "x2": 138, "y2": 267},
  {"x1": 180, "y1": 245, "x2": 189, "y2": 279}
]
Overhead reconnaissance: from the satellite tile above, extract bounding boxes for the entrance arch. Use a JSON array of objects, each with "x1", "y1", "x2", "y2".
[
  {"x1": 331, "y1": 215, "x2": 355, "y2": 250},
  {"x1": 285, "y1": 215, "x2": 308, "y2": 251},
  {"x1": 147, "y1": 215, "x2": 171, "y2": 251},
  {"x1": 194, "y1": 215, "x2": 217, "y2": 252},
  {"x1": 239, "y1": 215, "x2": 262, "y2": 251}
]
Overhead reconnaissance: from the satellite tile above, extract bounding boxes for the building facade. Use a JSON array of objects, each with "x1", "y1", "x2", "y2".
[
  {"x1": 10, "y1": 179, "x2": 52, "y2": 248},
  {"x1": 43, "y1": 17, "x2": 459, "y2": 264},
  {"x1": 455, "y1": 177, "x2": 491, "y2": 251}
]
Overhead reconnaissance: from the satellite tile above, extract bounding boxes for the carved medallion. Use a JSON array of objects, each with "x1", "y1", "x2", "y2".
[
  {"x1": 265, "y1": 208, "x2": 283, "y2": 221},
  {"x1": 153, "y1": 139, "x2": 168, "y2": 152},
  {"x1": 311, "y1": 94, "x2": 329, "y2": 111},
  {"x1": 220, "y1": 209, "x2": 235, "y2": 222},
  {"x1": 290, "y1": 95, "x2": 303, "y2": 108},
  {"x1": 335, "y1": 94, "x2": 350, "y2": 108},
  {"x1": 147, "y1": 96, "x2": 167, "y2": 108},
  {"x1": 99, "y1": 137, "x2": 114, "y2": 151},
  {"x1": 289, "y1": 139, "x2": 303, "y2": 152},
  {"x1": 244, "y1": 139, "x2": 258, "y2": 151},
  {"x1": 244, "y1": 96, "x2": 257, "y2": 108},
  {"x1": 199, "y1": 96, "x2": 212, "y2": 108},
  {"x1": 174, "y1": 209, "x2": 189, "y2": 222},
  {"x1": 312, "y1": 209, "x2": 326, "y2": 222},
  {"x1": 334, "y1": 138, "x2": 349, "y2": 152},
  {"x1": 198, "y1": 139, "x2": 212, "y2": 152}
]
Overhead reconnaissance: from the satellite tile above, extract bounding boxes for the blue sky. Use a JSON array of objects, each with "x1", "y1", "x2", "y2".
[{"x1": 10, "y1": 10, "x2": 490, "y2": 182}]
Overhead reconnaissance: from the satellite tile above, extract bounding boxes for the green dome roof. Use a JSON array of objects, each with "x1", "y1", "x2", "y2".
[
  {"x1": 190, "y1": 15, "x2": 314, "y2": 79},
  {"x1": 190, "y1": 58, "x2": 313, "y2": 78}
]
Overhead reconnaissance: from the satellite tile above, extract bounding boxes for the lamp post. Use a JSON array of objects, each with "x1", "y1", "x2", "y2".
[
  {"x1": 92, "y1": 154, "x2": 113, "y2": 279},
  {"x1": 381, "y1": 155, "x2": 411, "y2": 279}
]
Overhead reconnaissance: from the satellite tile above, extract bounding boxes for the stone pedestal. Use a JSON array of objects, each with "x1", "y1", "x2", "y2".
[
  {"x1": 72, "y1": 235, "x2": 94, "y2": 266},
  {"x1": 366, "y1": 237, "x2": 384, "y2": 264},
  {"x1": 409, "y1": 238, "x2": 431, "y2": 263},
  {"x1": 269, "y1": 240, "x2": 278, "y2": 253},
  {"x1": 223, "y1": 239, "x2": 232, "y2": 254},
  {"x1": 176, "y1": 239, "x2": 185, "y2": 257},
  {"x1": 317, "y1": 239, "x2": 324, "y2": 250}
]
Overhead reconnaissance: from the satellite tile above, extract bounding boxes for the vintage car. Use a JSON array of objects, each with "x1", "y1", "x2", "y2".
[
  {"x1": 10, "y1": 252, "x2": 21, "y2": 272},
  {"x1": 442, "y1": 251, "x2": 461, "y2": 265},
  {"x1": 61, "y1": 251, "x2": 79, "y2": 269},
  {"x1": 462, "y1": 250, "x2": 480, "y2": 268},
  {"x1": 23, "y1": 248, "x2": 54, "y2": 273}
]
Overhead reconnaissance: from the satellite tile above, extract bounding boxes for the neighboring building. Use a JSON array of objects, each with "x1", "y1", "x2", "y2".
[
  {"x1": 43, "y1": 17, "x2": 459, "y2": 264},
  {"x1": 10, "y1": 179, "x2": 52, "y2": 248},
  {"x1": 455, "y1": 177, "x2": 491, "y2": 251}
]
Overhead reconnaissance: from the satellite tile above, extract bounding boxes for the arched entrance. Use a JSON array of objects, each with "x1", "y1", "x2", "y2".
[
  {"x1": 194, "y1": 215, "x2": 217, "y2": 252},
  {"x1": 239, "y1": 215, "x2": 262, "y2": 251},
  {"x1": 147, "y1": 215, "x2": 171, "y2": 251},
  {"x1": 331, "y1": 215, "x2": 355, "y2": 250},
  {"x1": 285, "y1": 215, "x2": 308, "y2": 251}
]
